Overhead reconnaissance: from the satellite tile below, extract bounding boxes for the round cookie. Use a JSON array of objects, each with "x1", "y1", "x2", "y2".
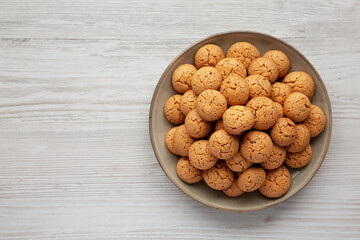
[
  {"x1": 237, "y1": 167, "x2": 266, "y2": 192},
  {"x1": 270, "y1": 118, "x2": 297, "y2": 146},
  {"x1": 191, "y1": 66, "x2": 222, "y2": 95},
  {"x1": 285, "y1": 144, "x2": 312, "y2": 168},
  {"x1": 164, "y1": 94, "x2": 185, "y2": 125},
  {"x1": 188, "y1": 140, "x2": 218, "y2": 170},
  {"x1": 263, "y1": 50, "x2": 291, "y2": 78},
  {"x1": 215, "y1": 119, "x2": 225, "y2": 131},
  {"x1": 176, "y1": 157, "x2": 202, "y2": 184},
  {"x1": 260, "y1": 145, "x2": 286, "y2": 170},
  {"x1": 173, "y1": 124, "x2": 196, "y2": 156},
  {"x1": 219, "y1": 74, "x2": 249, "y2": 106},
  {"x1": 245, "y1": 75, "x2": 272, "y2": 99},
  {"x1": 283, "y1": 92, "x2": 311, "y2": 122},
  {"x1": 240, "y1": 131, "x2": 273, "y2": 163},
  {"x1": 223, "y1": 180, "x2": 244, "y2": 197},
  {"x1": 165, "y1": 126, "x2": 180, "y2": 155},
  {"x1": 246, "y1": 97, "x2": 277, "y2": 130},
  {"x1": 194, "y1": 44, "x2": 225, "y2": 69},
  {"x1": 226, "y1": 42, "x2": 260, "y2": 69},
  {"x1": 172, "y1": 64, "x2": 197, "y2": 94},
  {"x1": 286, "y1": 124, "x2": 311, "y2": 153},
  {"x1": 271, "y1": 82, "x2": 292, "y2": 105},
  {"x1": 196, "y1": 90, "x2": 227, "y2": 121},
  {"x1": 259, "y1": 165, "x2": 291, "y2": 198},
  {"x1": 222, "y1": 106, "x2": 255, "y2": 135},
  {"x1": 303, "y1": 105, "x2": 326, "y2": 137},
  {"x1": 225, "y1": 152, "x2": 253, "y2": 172},
  {"x1": 209, "y1": 130, "x2": 239, "y2": 159},
  {"x1": 180, "y1": 90, "x2": 197, "y2": 116},
  {"x1": 215, "y1": 57, "x2": 247, "y2": 79},
  {"x1": 283, "y1": 71, "x2": 315, "y2": 100},
  {"x1": 185, "y1": 110, "x2": 212, "y2": 138},
  {"x1": 203, "y1": 161, "x2": 235, "y2": 190},
  {"x1": 274, "y1": 102, "x2": 284, "y2": 120},
  {"x1": 248, "y1": 57, "x2": 279, "y2": 83}
]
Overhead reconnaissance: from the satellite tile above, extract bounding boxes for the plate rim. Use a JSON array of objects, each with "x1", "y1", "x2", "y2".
[{"x1": 149, "y1": 31, "x2": 332, "y2": 212}]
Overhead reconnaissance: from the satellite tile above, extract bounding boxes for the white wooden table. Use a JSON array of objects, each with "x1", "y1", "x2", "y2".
[{"x1": 0, "y1": 1, "x2": 359, "y2": 239}]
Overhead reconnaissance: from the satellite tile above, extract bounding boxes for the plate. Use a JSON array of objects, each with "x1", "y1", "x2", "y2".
[{"x1": 149, "y1": 31, "x2": 332, "y2": 211}]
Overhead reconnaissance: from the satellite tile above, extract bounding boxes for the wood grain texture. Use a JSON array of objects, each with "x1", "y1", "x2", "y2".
[{"x1": 0, "y1": 0, "x2": 359, "y2": 239}]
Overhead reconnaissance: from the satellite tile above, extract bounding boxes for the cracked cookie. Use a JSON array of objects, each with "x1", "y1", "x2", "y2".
[
  {"x1": 188, "y1": 140, "x2": 218, "y2": 170},
  {"x1": 245, "y1": 74, "x2": 272, "y2": 99},
  {"x1": 191, "y1": 66, "x2": 222, "y2": 95},
  {"x1": 271, "y1": 82, "x2": 292, "y2": 105},
  {"x1": 270, "y1": 117, "x2": 297, "y2": 146},
  {"x1": 172, "y1": 64, "x2": 197, "y2": 94},
  {"x1": 165, "y1": 126, "x2": 180, "y2": 155},
  {"x1": 225, "y1": 152, "x2": 253, "y2": 172},
  {"x1": 215, "y1": 57, "x2": 247, "y2": 79},
  {"x1": 260, "y1": 144, "x2": 286, "y2": 170},
  {"x1": 222, "y1": 106, "x2": 255, "y2": 135},
  {"x1": 173, "y1": 124, "x2": 196, "y2": 156},
  {"x1": 303, "y1": 105, "x2": 326, "y2": 137},
  {"x1": 164, "y1": 94, "x2": 185, "y2": 124},
  {"x1": 196, "y1": 89, "x2": 227, "y2": 121},
  {"x1": 194, "y1": 44, "x2": 225, "y2": 69},
  {"x1": 259, "y1": 165, "x2": 291, "y2": 198},
  {"x1": 177, "y1": 157, "x2": 203, "y2": 184},
  {"x1": 248, "y1": 57, "x2": 279, "y2": 83},
  {"x1": 246, "y1": 97, "x2": 277, "y2": 130},
  {"x1": 219, "y1": 74, "x2": 249, "y2": 106},
  {"x1": 286, "y1": 124, "x2": 311, "y2": 153},
  {"x1": 185, "y1": 110, "x2": 212, "y2": 138},
  {"x1": 209, "y1": 130, "x2": 239, "y2": 159},
  {"x1": 285, "y1": 144, "x2": 312, "y2": 168},
  {"x1": 203, "y1": 161, "x2": 235, "y2": 190},
  {"x1": 263, "y1": 50, "x2": 291, "y2": 78},
  {"x1": 283, "y1": 92, "x2": 311, "y2": 122},
  {"x1": 274, "y1": 102, "x2": 284, "y2": 120},
  {"x1": 180, "y1": 90, "x2": 197, "y2": 116},
  {"x1": 237, "y1": 167, "x2": 266, "y2": 192},
  {"x1": 226, "y1": 42, "x2": 260, "y2": 69},
  {"x1": 240, "y1": 131, "x2": 273, "y2": 163},
  {"x1": 223, "y1": 178, "x2": 245, "y2": 197},
  {"x1": 283, "y1": 71, "x2": 315, "y2": 100}
]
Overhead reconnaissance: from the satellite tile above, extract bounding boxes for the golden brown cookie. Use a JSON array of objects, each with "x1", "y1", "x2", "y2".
[
  {"x1": 260, "y1": 145, "x2": 286, "y2": 170},
  {"x1": 176, "y1": 157, "x2": 202, "y2": 184},
  {"x1": 248, "y1": 57, "x2": 279, "y2": 83},
  {"x1": 263, "y1": 50, "x2": 291, "y2": 78},
  {"x1": 240, "y1": 131, "x2": 273, "y2": 163},
  {"x1": 274, "y1": 102, "x2": 284, "y2": 120},
  {"x1": 191, "y1": 66, "x2": 222, "y2": 95},
  {"x1": 209, "y1": 130, "x2": 239, "y2": 159},
  {"x1": 283, "y1": 92, "x2": 311, "y2": 122},
  {"x1": 237, "y1": 167, "x2": 266, "y2": 192},
  {"x1": 203, "y1": 161, "x2": 235, "y2": 190},
  {"x1": 180, "y1": 90, "x2": 197, "y2": 116},
  {"x1": 165, "y1": 126, "x2": 180, "y2": 155},
  {"x1": 303, "y1": 105, "x2": 326, "y2": 137},
  {"x1": 270, "y1": 118, "x2": 297, "y2": 146},
  {"x1": 188, "y1": 140, "x2": 218, "y2": 170},
  {"x1": 219, "y1": 74, "x2": 249, "y2": 106},
  {"x1": 259, "y1": 165, "x2": 291, "y2": 198},
  {"x1": 285, "y1": 144, "x2": 312, "y2": 168},
  {"x1": 184, "y1": 110, "x2": 212, "y2": 138},
  {"x1": 172, "y1": 64, "x2": 197, "y2": 94},
  {"x1": 173, "y1": 124, "x2": 196, "y2": 156},
  {"x1": 283, "y1": 71, "x2": 315, "y2": 100},
  {"x1": 164, "y1": 94, "x2": 185, "y2": 124},
  {"x1": 286, "y1": 124, "x2": 311, "y2": 153},
  {"x1": 246, "y1": 97, "x2": 277, "y2": 130},
  {"x1": 245, "y1": 74, "x2": 272, "y2": 99},
  {"x1": 215, "y1": 119, "x2": 225, "y2": 131},
  {"x1": 222, "y1": 179, "x2": 244, "y2": 197},
  {"x1": 196, "y1": 90, "x2": 227, "y2": 121},
  {"x1": 194, "y1": 44, "x2": 225, "y2": 69},
  {"x1": 215, "y1": 57, "x2": 247, "y2": 79},
  {"x1": 222, "y1": 106, "x2": 255, "y2": 135},
  {"x1": 271, "y1": 82, "x2": 292, "y2": 105},
  {"x1": 225, "y1": 152, "x2": 253, "y2": 172},
  {"x1": 226, "y1": 42, "x2": 260, "y2": 69}
]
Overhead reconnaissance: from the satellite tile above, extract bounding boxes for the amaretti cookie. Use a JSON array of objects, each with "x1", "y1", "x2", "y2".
[
  {"x1": 215, "y1": 119, "x2": 225, "y2": 131},
  {"x1": 283, "y1": 71, "x2": 315, "y2": 100},
  {"x1": 172, "y1": 64, "x2": 197, "y2": 94},
  {"x1": 260, "y1": 145, "x2": 286, "y2": 170},
  {"x1": 240, "y1": 131, "x2": 273, "y2": 163},
  {"x1": 225, "y1": 152, "x2": 253, "y2": 172},
  {"x1": 191, "y1": 66, "x2": 222, "y2": 95},
  {"x1": 194, "y1": 44, "x2": 225, "y2": 69},
  {"x1": 215, "y1": 57, "x2": 247, "y2": 79},
  {"x1": 283, "y1": 92, "x2": 311, "y2": 122},
  {"x1": 303, "y1": 105, "x2": 326, "y2": 137},
  {"x1": 196, "y1": 89, "x2": 227, "y2": 121},
  {"x1": 237, "y1": 167, "x2": 266, "y2": 192},
  {"x1": 259, "y1": 165, "x2": 291, "y2": 198},
  {"x1": 226, "y1": 42, "x2": 260, "y2": 69},
  {"x1": 222, "y1": 105, "x2": 255, "y2": 135},
  {"x1": 188, "y1": 140, "x2": 218, "y2": 170},
  {"x1": 177, "y1": 157, "x2": 202, "y2": 184},
  {"x1": 246, "y1": 97, "x2": 277, "y2": 130},
  {"x1": 203, "y1": 161, "x2": 235, "y2": 190},
  {"x1": 263, "y1": 50, "x2": 291, "y2": 78},
  {"x1": 180, "y1": 90, "x2": 197, "y2": 116},
  {"x1": 285, "y1": 144, "x2": 312, "y2": 168},
  {"x1": 286, "y1": 124, "x2": 311, "y2": 153},
  {"x1": 248, "y1": 57, "x2": 279, "y2": 83},
  {"x1": 164, "y1": 94, "x2": 185, "y2": 124},
  {"x1": 219, "y1": 74, "x2": 249, "y2": 106},
  {"x1": 185, "y1": 110, "x2": 212, "y2": 138},
  {"x1": 271, "y1": 82, "x2": 292, "y2": 105},
  {"x1": 165, "y1": 126, "x2": 180, "y2": 155},
  {"x1": 223, "y1": 179, "x2": 245, "y2": 197},
  {"x1": 209, "y1": 130, "x2": 239, "y2": 159},
  {"x1": 270, "y1": 118, "x2": 297, "y2": 146},
  {"x1": 274, "y1": 102, "x2": 284, "y2": 120},
  {"x1": 245, "y1": 75, "x2": 272, "y2": 99},
  {"x1": 173, "y1": 124, "x2": 196, "y2": 156}
]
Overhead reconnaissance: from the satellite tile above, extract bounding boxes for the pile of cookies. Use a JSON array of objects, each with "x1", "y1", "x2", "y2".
[{"x1": 164, "y1": 42, "x2": 326, "y2": 198}]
